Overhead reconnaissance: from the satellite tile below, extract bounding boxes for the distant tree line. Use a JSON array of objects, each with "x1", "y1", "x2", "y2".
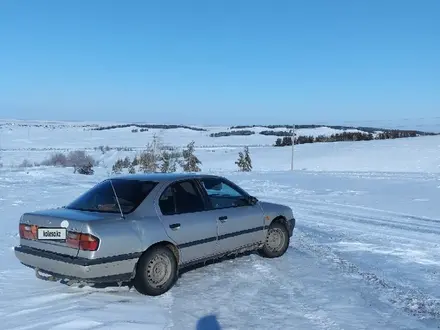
[
  {"x1": 230, "y1": 124, "x2": 383, "y2": 132},
  {"x1": 231, "y1": 124, "x2": 339, "y2": 129},
  {"x1": 91, "y1": 124, "x2": 206, "y2": 132},
  {"x1": 274, "y1": 130, "x2": 424, "y2": 147},
  {"x1": 260, "y1": 129, "x2": 432, "y2": 137},
  {"x1": 131, "y1": 128, "x2": 149, "y2": 133},
  {"x1": 211, "y1": 127, "x2": 438, "y2": 141},
  {"x1": 230, "y1": 124, "x2": 438, "y2": 135},
  {"x1": 209, "y1": 130, "x2": 255, "y2": 137},
  {"x1": 259, "y1": 130, "x2": 292, "y2": 136},
  {"x1": 95, "y1": 145, "x2": 133, "y2": 153},
  {"x1": 0, "y1": 123, "x2": 95, "y2": 129}
]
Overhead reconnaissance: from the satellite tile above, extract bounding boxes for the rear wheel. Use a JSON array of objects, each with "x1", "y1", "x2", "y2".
[
  {"x1": 259, "y1": 222, "x2": 290, "y2": 258},
  {"x1": 133, "y1": 246, "x2": 178, "y2": 296}
]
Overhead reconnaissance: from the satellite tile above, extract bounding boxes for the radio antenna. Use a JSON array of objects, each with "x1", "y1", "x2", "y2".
[{"x1": 109, "y1": 179, "x2": 125, "y2": 219}]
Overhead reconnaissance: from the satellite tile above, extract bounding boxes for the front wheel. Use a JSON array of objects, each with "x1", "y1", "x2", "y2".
[
  {"x1": 259, "y1": 222, "x2": 290, "y2": 258},
  {"x1": 133, "y1": 246, "x2": 178, "y2": 296}
]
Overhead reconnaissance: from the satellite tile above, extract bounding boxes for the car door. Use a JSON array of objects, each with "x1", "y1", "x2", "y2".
[
  {"x1": 157, "y1": 179, "x2": 218, "y2": 264},
  {"x1": 197, "y1": 177, "x2": 266, "y2": 255}
]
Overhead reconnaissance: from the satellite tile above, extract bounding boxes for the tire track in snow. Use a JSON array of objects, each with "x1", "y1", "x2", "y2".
[
  {"x1": 242, "y1": 178, "x2": 440, "y2": 323},
  {"x1": 162, "y1": 254, "x2": 345, "y2": 330},
  {"x1": 291, "y1": 197, "x2": 440, "y2": 227},
  {"x1": 288, "y1": 201, "x2": 440, "y2": 323},
  {"x1": 295, "y1": 228, "x2": 440, "y2": 323},
  {"x1": 292, "y1": 203, "x2": 440, "y2": 238},
  {"x1": 248, "y1": 259, "x2": 343, "y2": 330},
  {"x1": 239, "y1": 177, "x2": 440, "y2": 226}
]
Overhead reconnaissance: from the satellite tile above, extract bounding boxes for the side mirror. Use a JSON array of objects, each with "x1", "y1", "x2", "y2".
[{"x1": 247, "y1": 195, "x2": 258, "y2": 205}]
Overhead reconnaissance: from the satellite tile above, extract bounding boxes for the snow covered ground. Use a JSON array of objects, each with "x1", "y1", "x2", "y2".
[{"x1": 1, "y1": 121, "x2": 440, "y2": 329}]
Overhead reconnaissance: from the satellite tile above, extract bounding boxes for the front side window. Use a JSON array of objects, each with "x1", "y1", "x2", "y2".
[
  {"x1": 66, "y1": 179, "x2": 157, "y2": 214},
  {"x1": 199, "y1": 178, "x2": 249, "y2": 209},
  {"x1": 159, "y1": 180, "x2": 206, "y2": 215}
]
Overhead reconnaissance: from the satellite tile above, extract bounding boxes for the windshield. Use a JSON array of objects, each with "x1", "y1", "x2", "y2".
[{"x1": 66, "y1": 179, "x2": 157, "y2": 214}]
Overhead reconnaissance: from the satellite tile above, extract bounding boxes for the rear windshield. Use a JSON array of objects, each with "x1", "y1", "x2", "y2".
[{"x1": 66, "y1": 179, "x2": 157, "y2": 214}]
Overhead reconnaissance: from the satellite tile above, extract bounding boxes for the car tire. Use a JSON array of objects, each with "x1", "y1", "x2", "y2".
[
  {"x1": 133, "y1": 245, "x2": 178, "y2": 296},
  {"x1": 259, "y1": 222, "x2": 290, "y2": 258}
]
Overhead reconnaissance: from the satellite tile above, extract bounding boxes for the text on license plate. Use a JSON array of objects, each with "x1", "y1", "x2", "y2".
[{"x1": 37, "y1": 228, "x2": 67, "y2": 240}]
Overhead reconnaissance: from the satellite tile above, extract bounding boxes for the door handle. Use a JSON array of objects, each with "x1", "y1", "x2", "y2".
[
  {"x1": 169, "y1": 223, "x2": 181, "y2": 230},
  {"x1": 218, "y1": 216, "x2": 228, "y2": 223}
]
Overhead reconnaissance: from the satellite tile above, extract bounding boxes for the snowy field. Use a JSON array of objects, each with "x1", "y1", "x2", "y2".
[{"x1": 1, "y1": 121, "x2": 440, "y2": 329}]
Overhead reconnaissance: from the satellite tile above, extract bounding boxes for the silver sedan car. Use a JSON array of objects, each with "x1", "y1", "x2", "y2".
[{"x1": 14, "y1": 173, "x2": 296, "y2": 296}]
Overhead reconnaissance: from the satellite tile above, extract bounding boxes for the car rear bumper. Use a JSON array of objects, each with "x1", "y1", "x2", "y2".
[{"x1": 14, "y1": 245, "x2": 139, "y2": 283}]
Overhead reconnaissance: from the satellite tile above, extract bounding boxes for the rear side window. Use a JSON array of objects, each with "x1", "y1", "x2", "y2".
[
  {"x1": 159, "y1": 180, "x2": 206, "y2": 215},
  {"x1": 66, "y1": 179, "x2": 157, "y2": 214}
]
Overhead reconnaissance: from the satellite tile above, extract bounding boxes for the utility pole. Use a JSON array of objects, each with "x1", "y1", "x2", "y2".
[
  {"x1": 27, "y1": 125, "x2": 30, "y2": 161},
  {"x1": 290, "y1": 124, "x2": 295, "y2": 171},
  {"x1": 0, "y1": 126, "x2": 2, "y2": 166}
]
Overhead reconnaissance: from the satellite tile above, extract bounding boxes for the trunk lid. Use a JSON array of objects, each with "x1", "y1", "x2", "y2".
[{"x1": 19, "y1": 207, "x2": 116, "y2": 257}]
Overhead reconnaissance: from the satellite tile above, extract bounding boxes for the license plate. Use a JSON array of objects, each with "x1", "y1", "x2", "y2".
[{"x1": 37, "y1": 228, "x2": 67, "y2": 240}]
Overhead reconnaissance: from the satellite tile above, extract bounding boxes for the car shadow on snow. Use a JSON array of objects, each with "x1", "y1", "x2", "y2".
[{"x1": 196, "y1": 314, "x2": 222, "y2": 330}]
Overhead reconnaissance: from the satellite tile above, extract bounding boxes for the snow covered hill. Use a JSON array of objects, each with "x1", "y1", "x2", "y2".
[
  {"x1": 0, "y1": 119, "x2": 436, "y2": 151},
  {"x1": 1, "y1": 119, "x2": 439, "y2": 173},
  {"x1": 0, "y1": 120, "x2": 440, "y2": 329}
]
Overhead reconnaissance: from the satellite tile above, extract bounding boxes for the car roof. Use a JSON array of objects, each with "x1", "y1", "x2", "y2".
[{"x1": 109, "y1": 172, "x2": 221, "y2": 182}]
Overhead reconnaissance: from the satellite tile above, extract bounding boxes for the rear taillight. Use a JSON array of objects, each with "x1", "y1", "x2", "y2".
[
  {"x1": 19, "y1": 224, "x2": 37, "y2": 240},
  {"x1": 66, "y1": 232, "x2": 99, "y2": 251}
]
